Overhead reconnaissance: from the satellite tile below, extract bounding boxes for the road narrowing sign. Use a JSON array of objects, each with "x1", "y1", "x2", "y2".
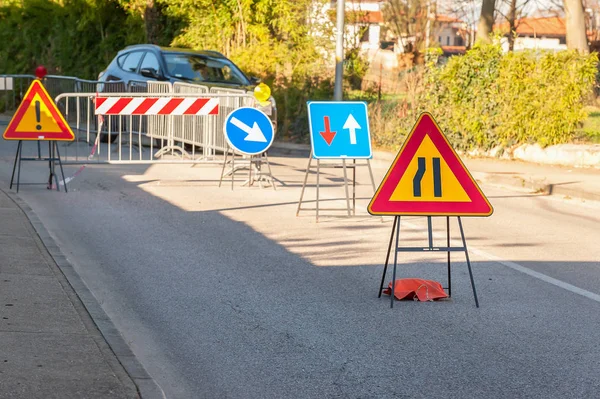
[
  {"x1": 368, "y1": 112, "x2": 493, "y2": 216},
  {"x1": 307, "y1": 101, "x2": 372, "y2": 159},
  {"x1": 3, "y1": 80, "x2": 74, "y2": 141}
]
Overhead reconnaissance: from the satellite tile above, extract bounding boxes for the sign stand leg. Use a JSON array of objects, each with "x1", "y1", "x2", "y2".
[
  {"x1": 379, "y1": 216, "x2": 479, "y2": 308},
  {"x1": 366, "y1": 159, "x2": 384, "y2": 222},
  {"x1": 378, "y1": 215, "x2": 398, "y2": 298},
  {"x1": 296, "y1": 153, "x2": 313, "y2": 216},
  {"x1": 265, "y1": 153, "x2": 276, "y2": 191},
  {"x1": 221, "y1": 148, "x2": 276, "y2": 190},
  {"x1": 47, "y1": 141, "x2": 53, "y2": 189},
  {"x1": 52, "y1": 142, "x2": 59, "y2": 191},
  {"x1": 248, "y1": 155, "x2": 253, "y2": 186},
  {"x1": 16, "y1": 141, "x2": 23, "y2": 193},
  {"x1": 10, "y1": 141, "x2": 22, "y2": 190},
  {"x1": 427, "y1": 216, "x2": 433, "y2": 248},
  {"x1": 341, "y1": 159, "x2": 351, "y2": 216},
  {"x1": 352, "y1": 159, "x2": 356, "y2": 216},
  {"x1": 54, "y1": 141, "x2": 67, "y2": 193},
  {"x1": 390, "y1": 215, "x2": 402, "y2": 308},
  {"x1": 231, "y1": 150, "x2": 235, "y2": 190},
  {"x1": 255, "y1": 156, "x2": 262, "y2": 188},
  {"x1": 458, "y1": 217, "x2": 479, "y2": 308},
  {"x1": 366, "y1": 159, "x2": 377, "y2": 193},
  {"x1": 297, "y1": 153, "x2": 368, "y2": 221},
  {"x1": 316, "y1": 159, "x2": 320, "y2": 223},
  {"x1": 47, "y1": 141, "x2": 60, "y2": 192},
  {"x1": 447, "y1": 216, "x2": 452, "y2": 297},
  {"x1": 218, "y1": 147, "x2": 229, "y2": 188}
]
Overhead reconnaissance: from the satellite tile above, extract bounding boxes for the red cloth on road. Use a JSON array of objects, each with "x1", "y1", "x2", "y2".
[{"x1": 383, "y1": 278, "x2": 449, "y2": 302}]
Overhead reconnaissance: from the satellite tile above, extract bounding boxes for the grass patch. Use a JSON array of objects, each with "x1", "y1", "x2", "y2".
[{"x1": 580, "y1": 107, "x2": 600, "y2": 143}]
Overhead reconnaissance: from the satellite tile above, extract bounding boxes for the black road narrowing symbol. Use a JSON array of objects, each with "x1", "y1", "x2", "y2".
[{"x1": 412, "y1": 157, "x2": 442, "y2": 198}]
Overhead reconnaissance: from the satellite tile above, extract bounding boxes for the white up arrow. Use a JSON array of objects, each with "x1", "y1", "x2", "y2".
[
  {"x1": 343, "y1": 114, "x2": 361, "y2": 145},
  {"x1": 230, "y1": 117, "x2": 267, "y2": 142}
]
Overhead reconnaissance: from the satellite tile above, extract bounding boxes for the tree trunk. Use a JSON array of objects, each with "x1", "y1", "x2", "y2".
[
  {"x1": 564, "y1": 0, "x2": 589, "y2": 54},
  {"x1": 425, "y1": 1, "x2": 431, "y2": 49},
  {"x1": 476, "y1": 0, "x2": 495, "y2": 44},
  {"x1": 144, "y1": 0, "x2": 161, "y2": 45},
  {"x1": 507, "y1": 0, "x2": 517, "y2": 51}
]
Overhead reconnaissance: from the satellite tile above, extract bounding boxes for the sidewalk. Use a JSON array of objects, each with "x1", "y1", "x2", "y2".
[
  {"x1": 272, "y1": 142, "x2": 600, "y2": 203},
  {"x1": 463, "y1": 157, "x2": 600, "y2": 202},
  {"x1": 0, "y1": 188, "x2": 146, "y2": 399}
]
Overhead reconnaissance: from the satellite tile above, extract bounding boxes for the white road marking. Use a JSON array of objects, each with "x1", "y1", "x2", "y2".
[{"x1": 401, "y1": 220, "x2": 600, "y2": 304}]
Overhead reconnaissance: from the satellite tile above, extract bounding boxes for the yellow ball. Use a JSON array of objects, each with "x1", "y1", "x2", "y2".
[{"x1": 254, "y1": 82, "x2": 271, "y2": 103}]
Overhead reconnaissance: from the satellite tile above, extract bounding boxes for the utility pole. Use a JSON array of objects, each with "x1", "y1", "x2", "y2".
[{"x1": 334, "y1": 0, "x2": 345, "y2": 101}]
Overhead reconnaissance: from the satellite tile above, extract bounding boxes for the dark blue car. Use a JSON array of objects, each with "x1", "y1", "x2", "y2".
[{"x1": 97, "y1": 44, "x2": 276, "y2": 141}]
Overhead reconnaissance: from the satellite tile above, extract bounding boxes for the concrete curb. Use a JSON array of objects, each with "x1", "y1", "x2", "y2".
[
  {"x1": 3, "y1": 189, "x2": 166, "y2": 399},
  {"x1": 271, "y1": 141, "x2": 600, "y2": 202},
  {"x1": 467, "y1": 143, "x2": 600, "y2": 169},
  {"x1": 470, "y1": 171, "x2": 600, "y2": 202}
]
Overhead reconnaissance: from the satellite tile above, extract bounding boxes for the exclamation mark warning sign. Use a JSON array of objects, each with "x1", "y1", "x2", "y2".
[{"x1": 3, "y1": 79, "x2": 75, "y2": 141}]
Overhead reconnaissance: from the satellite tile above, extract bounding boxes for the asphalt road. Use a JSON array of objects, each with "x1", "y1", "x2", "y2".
[{"x1": 1, "y1": 137, "x2": 599, "y2": 399}]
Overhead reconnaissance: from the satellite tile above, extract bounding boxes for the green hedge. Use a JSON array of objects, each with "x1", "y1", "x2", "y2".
[{"x1": 416, "y1": 44, "x2": 598, "y2": 149}]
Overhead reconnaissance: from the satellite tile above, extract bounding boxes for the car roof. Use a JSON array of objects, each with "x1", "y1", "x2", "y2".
[{"x1": 123, "y1": 44, "x2": 227, "y2": 59}]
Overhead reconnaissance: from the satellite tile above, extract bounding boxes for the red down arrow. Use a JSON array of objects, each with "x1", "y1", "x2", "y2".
[{"x1": 320, "y1": 116, "x2": 336, "y2": 146}]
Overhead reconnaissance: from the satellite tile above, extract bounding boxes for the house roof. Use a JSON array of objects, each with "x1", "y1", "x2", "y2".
[
  {"x1": 495, "y1": 16, "x2": 565, "y2": 37},
  {"x1": 436, "y1": 15, "x2": 463, "y2": 24},
  {"x1": 441, "y1": 45, "x2": 467, "y2": 55},
  {"x1": 346, "y1": 10, "x2": 383, "y2": 24}
]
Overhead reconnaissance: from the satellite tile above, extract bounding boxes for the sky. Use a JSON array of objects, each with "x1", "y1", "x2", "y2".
[{"x1": 437, "y1": 0, "x2": 564, "y2": 26}]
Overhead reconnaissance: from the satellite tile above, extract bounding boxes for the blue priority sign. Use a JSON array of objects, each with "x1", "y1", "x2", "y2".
[
  {"x1": 307, "y1": 101, "x2": 372, "y2": 159},
  {"x1": 224, "y1": 107, "x2": 274, "y2": 155}
]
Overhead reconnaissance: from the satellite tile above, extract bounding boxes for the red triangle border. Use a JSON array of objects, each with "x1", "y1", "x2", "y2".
[
  {"x1": 3, "y1": 80, "x2": 74, "y2": 141},
  {"x1": 368, "y1": 113, "x2": 493, "y2": 216}
]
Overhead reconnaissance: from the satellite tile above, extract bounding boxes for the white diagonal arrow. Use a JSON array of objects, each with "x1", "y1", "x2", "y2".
[
  {"x1": 230, "y1": 117, "x2": 267, "y2": 142},
  {"x1": 343, "y1": 114, "x2": 361, "y2": 145}
]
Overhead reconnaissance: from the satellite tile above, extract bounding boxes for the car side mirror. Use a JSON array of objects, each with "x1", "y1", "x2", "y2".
[
  {"x1": 249, "y1": 76, "x2": 261, "y2": 84},
  {"x1": 140, "y1": 68, "x2": 159, "y2": 79}
]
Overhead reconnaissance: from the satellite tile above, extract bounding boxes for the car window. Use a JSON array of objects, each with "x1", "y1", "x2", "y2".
[
  {"x1": 117, "y1": 54, "x2": 128, "y2": 68},
  {"x1": 163, "y1": 53, "x2": 249, "y2": 85},
  {"x1": 121, "y1": 51, "x2": 144, "y2": 73},
  {"x1": 140, "y1": 52, "x2": 160, "y2": 74}
]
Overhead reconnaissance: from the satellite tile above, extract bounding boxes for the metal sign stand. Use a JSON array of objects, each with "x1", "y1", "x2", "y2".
[
  {"x1": 9, "y1": 140, "x2": 68, "y2": 193},
  {"x1": 378, "y1": 216, "x2": 479, "y2": 308},
  {"x1": 219, "y1": 146, "x2": 276, "y2": 190},
  {"x1": 296, "y1": 151, "x2": 376, "y2": 222}
]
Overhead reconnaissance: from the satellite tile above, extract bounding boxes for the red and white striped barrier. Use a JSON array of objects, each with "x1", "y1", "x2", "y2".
[{"x1": 95, "y1": 97, "x2": 219, "y2": 116}]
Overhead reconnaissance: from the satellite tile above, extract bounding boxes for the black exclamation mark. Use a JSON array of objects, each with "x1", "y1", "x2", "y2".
[{"x1": 35, "y1": 100, "x2": 41, "y2": 130}]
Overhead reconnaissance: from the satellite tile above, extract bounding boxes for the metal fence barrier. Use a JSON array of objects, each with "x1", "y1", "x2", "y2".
[
  {"x1": 53, "y1": 91, "x2": 259, "y2": 164},
  {"x1": 1, "y1": 74, "x2": 36, "y2": 113}
]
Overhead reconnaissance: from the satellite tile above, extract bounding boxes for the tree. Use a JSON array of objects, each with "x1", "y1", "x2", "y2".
[
  {"x1": 476, "y1": 0, "x2": 495, "y2": 43},
  {"x1": 564, "y1": 0, "x2": 590, "y2": 53},
  {"x1": 116, "y1": 0, "x2": 168, "y2": 45},
  {"x1": 494, "y1": 0, "x2": 532, "y2": 51},
  {"x1": 383, "y1": 0, "x2": 432, "y2": 59}
]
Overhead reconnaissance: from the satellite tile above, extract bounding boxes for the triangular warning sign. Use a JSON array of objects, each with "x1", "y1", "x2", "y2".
[
  {"x1": 3, "y1": 80, "x2": 74, "y2": 141},
  {"x1": 368, "y1": 113, "x2": 493, "y2": 216}
]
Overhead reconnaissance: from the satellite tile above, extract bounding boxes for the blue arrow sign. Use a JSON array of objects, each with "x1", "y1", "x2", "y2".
[
  {"x1": 224, "y1": 107, "x2": 274, "y2": 155},
  {"x1": 307, "y1": 101, "x2": 372, "y2": 159}
]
